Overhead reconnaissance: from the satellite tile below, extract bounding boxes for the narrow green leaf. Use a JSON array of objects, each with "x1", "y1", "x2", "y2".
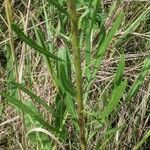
[
  {"x1": 66, "y1": 50, "x2": 72, "y2": 81},
  {"x1": 48, "y1": 0, "x2": 68, "y2": 16},
  {"x1": 11, "y1": 82, "x2": 55, "y2": 115},
  {"x1": 120, "y1": 6, "x2": 150, "y2": 39},
  {"x1": 99, "y1": 80, "x2": 127, "y2": 120},
  {"x1": 84, "y1": 10, "x2": 124, "y2": 104},
  {"x1": 114, "y1": 54, "x2": 125, "y2": 86},
  {"x1": 0, "y1": 92, "x2": 57, "y2": 133},
  {"x1": 57, "y1": 48, "x2": 71, "y2": 75},
  {"x1": 59, "y1": 63, "x2": 76, "y2": 96},
  {"x1": 33, "y1": 25, "x2": 61, "y2": 90},
  {"x1": 96, "y1": 23, "x2": 106, "y2": 50},
  {"x1": 6, "y1": 44, "x2": 17, "y2": 96},
  {"x1": 84, "y1": 0, "x2": 102, "y2": 82},
  {"x1": 11, "y1": 24, "x2": 63, "y2": 61},
  {"x1": 55, "y1": 93, "x2": 66, "y2": 130},
  {"x1": 127, "y1": 57, "x2": 150, "y2": 101},
  {"x1": 57, "y1": 48, "x2": 76, "y2": 96},
  {"x1": 84, "y1": 2, "x2": 93, "y2": 82},
  {"x1": 133, "y1": 130, "x2": 150, "y2": 150},
  {"x1": 97, "y1": 10, "x2": 124, "y2": 58},
  {"x1": 25, "y1": 101, "x2": 43, "y2": 117},
  {"x1": 64, "y1": 93, "x2": 78, "y2": 121},
  {"x1": 78, "y1": 9, "x2": 90, "y2": 29},
  {"x1": 96, "y1": 125, "x2": 124, "y2": 149},
  {"x1": 103, "y1": 125, "x2": 124, "y2": 136}
]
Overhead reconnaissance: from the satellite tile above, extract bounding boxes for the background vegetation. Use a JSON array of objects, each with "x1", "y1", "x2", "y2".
[{"x1": 0, "y1": 0, "x2": 150, "y2": 149}]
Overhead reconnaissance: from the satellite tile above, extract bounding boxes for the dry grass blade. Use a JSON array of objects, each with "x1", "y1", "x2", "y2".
[
  {"x1": 1, "y1": 1, "x2": 150, "y2": 149},
  {"x1": 27, "y1": 128, "x2": 66, "y2": 150}
]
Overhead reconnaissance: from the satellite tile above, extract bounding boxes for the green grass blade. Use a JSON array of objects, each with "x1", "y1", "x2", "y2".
[
  {"x1": 120, "y1": 6, "x2": 150, "y2": 40},
  {"x1": 114, "y1": 54, "x2": 125, "y2": 86},
  {"x1": 127, "y1": 57, "x2": 150, "y2": 101},
  {"x1": 59, "y1": 63, "x2": 76, "y2": 96},
  {"x1": 103, "y1": 125, "x2": 124, "y2": 137},
  {"x1": 57, "y1": 48, "x2": 76, "y2": 96},
  {"x1": 99, "y1": 80, "x2": 127, "y2": 120},
  {"x1": 84, "y1": 1, "x2": 93, "y2": 82},
  {"x1": 48, "y1": 0, "x2": 68, "y2": 16},
  {"x1": 33, "y1": 25, "x2": 60, "y2": 90},
  {"x1": 84, "y1": 0, "x2": 101, "y2": 82},
  {"x1": 66, "y1": 50, "x2": 72, "y2": 80},
  {"x1": 96, "y1": 10, "x2": 124, "y2": 58},
  {"x1": 93, "y1": 10, "x2": 124, "y2": 78},
  {"x1": 84, "y1": 11, "x2": 124, "y2": 104},
  {"x1": 64, "y1": 93, "x2": 78, "y2": 121},
  {"x1": 55, "y1": 93, "x2": 66, "y2": 130},
  {"x1": 96, "y1": 126, "x2": 124, "y2": 149},
  {"x1": 6, "y1": 44, "x2": 17, "y2": 96},
  {"x1": 57, "y1": 48, "x2": 77, "y2": 126},
  {"x1": 133, "y1": 130, "x2": 150, "y2": 150},
  {"x1": 0, "y1": 92, "x2": 57, "y2": 133},
  {"x1": 11, "y1": 82, "x2": 55, "y2": 114},
  {"x1": 11, "y1": 24, "x2": 63, "y2": 61},
  {"x1": 96, "y1": 23, "x2": 106, "y2": 50}
]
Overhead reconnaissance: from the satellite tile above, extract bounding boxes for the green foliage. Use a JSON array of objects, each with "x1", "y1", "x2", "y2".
[
  {"x1": 133, "y1": 130, "x2": 150, "y2": 150},
  {"x1": 99, "y1": 80, "x2": 127, "y2": 120},
  {"x1": 127, "y1": 56, "x2": 150, "y2": 101},
  {"x1": 11, "y1": 24, "x2": 63, "y2": 61},
  {"x1": 114, "y1": 54, "x2": 125, "y2": 86},
  {"x1": 84, "y1": 9, "x2": 124, "y2": 104},
  {"x1": 120, "y1": 6, "x2": 150, "y2": 40},
  {"x1": 47, "y1": 0, "x2": 68, "y2": 15},
  {"x1": 96, "y1": 10, "x2": 124, "y2": 58},
  {"x1": 1, "y1": 1, "x2": 150, "y2": 149},
  {"x1": 0, "y1": 92, "x2": 57, "y2": 133},
  {"x1": 11, "y1": 82, "x2": 55, "y2": 114},
  {"x1": 57, "y1": 48, "x2": 76, "y2": 96}
]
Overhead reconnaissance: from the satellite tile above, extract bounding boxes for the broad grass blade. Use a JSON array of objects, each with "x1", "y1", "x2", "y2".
[
  {"x1": 6, "y1": 44, "x2": 17, "y2": 96},
  {"x1": 96, "y1": 125, "x2": 124, "y2": 149},
  {"x1": 99, "y1": 80, "x2": 127, "y2": 120},
  {"x1": 57, "y1": 48, "x2": 76, "y2": 96},
  {"x1": 55, "y1": 93, "x2": 66, "y2": 131},
  {"x1": 0, "y1": 92, "x2": 58, "y2": 133},
  {"x1": 96, "y1": 23, "x2": 106, "y2": 50},
  {"x1": 59, "y1": 63, "x2": 76, "y2": 96},
  {"x1": 96, "y1": 10, "x2": 124, "y2": 58},
  {"x1": 11, "y1": 24, "x2": 63, "y2": 61},
  {"x1": 64, "y1": 93, "x2": 78, "y2": 121},
  {"x1": 11, "y1": 82, "x2": 55, "y2": 114},
  {"x1": 57, "y1": 48, "x2": 77, "y2": 127}
]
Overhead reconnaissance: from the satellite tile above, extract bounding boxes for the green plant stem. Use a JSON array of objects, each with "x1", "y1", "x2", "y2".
[
  {"x1": 67, "y1": 0, "x2": 86, "y2": 149},
  {"x1": 5, "y1": 0, "x2": 27, "y2": 149},
  {"x1": 133, "y1": 130, "x2": 150, "y2": 150}
]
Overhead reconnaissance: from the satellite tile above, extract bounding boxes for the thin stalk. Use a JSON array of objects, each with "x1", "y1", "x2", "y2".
[
  {"x1": 5, "y1": 0, "x2": 27, "y2": 149},
  {"x1": 85, "y1": 0, "x2": 101, "y2": 82},
  {"x1": 19, "y1": 0, "x2": 31, "y2": 83},
  {"x1": 67, "y1": 0, "x2": 86, "y2": 150},
  {"x1": 133, "y1": 130, "x2": 150, "y2": 150},
  {"x1": 19, "y1": 1, "x2": 31, "y2": 148}
]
